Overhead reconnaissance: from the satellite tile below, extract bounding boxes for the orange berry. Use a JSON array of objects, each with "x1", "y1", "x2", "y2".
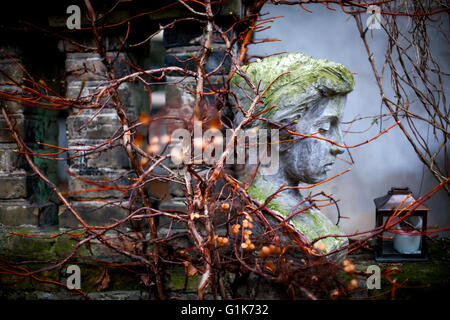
[
  {"x1": 140, "y1": 157, "x2": 149, "y2": 167},
  {"x1": 330, "y1": 289, "x2": 339, "y2": 300},
  {"x1": 342, "y1": 259, "x2": 351, "y2": 266},
  {"x1": 348, "y1": 279, "x2": 358, "y2": 291},
  {"x1": 261, "y1": 246, "x2": 271, "y2": 256},
  {"x1": 344, "y1": 264, "x2": 355, "y2": 274},
  {"x1": 221, "y1": 203, "x2": 230, "y2": 212},
  {"x1": 313, "y1": 241, "x2": 326, "y2": 252},
  {"x1": 138, "y1": 113, "x2": 150, "y2": 125},
  {"x1": 241, "y1": 243, "x2": 248, "y2": 249}
]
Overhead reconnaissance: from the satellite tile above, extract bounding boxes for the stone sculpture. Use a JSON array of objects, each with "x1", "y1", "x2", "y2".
[{"x1": 231, "y1": 52, "x2": 354, "y2": 254}]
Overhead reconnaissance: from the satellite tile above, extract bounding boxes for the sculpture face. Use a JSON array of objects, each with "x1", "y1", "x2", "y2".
[{"x1": 283, "y1": 96, "x2": 346, "y2": 184}]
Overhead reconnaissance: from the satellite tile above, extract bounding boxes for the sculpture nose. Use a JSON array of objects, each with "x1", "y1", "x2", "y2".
[
  {"x1": 330, "y1": 145, "x2": 345, "y2": 156},
  {"x1": 330, "y1": 127, "x2": 345, "y2": 155}
]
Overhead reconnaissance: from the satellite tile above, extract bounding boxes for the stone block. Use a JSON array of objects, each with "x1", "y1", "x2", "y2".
[
  {"x1": 0, "y1": 86, "x2": 24, "y2": 114},
  {"x1": 0, "y1": 59, "x2": 24, "y2": 83},
  {"x1": 67, "y1": 168, "x2": 133, "y2": 199},
  {"x1": 169, "y1": 180, "x2": 186, "y2": 197},
  {"x1": 58, "y1": 200, "x2": 130, "y2": 228},
  {"x1": 0, "y1": 113, "x2": 24, "y2": 143},
  {"x1": 165, "y1": 75, "x2": 224, "y2": 109},
  {"x1": 0, "y1": 45, "x2": 23, "y2": 59},
  {"x1": 0, "y1": 171, "x2": 27, "y2": 199},
  {"x1": 0, "y1": 143, "x2": 22, "y2": 172},
  {"x1": 65, "y1": 81, "x2": 137, "y2": 111},
  {"x1": 158, "y1": 198, "x2": 187, "y2": 229},
  {"x1": 159, "y1": 197, "x2": 187, "y2": 213},
  {"x1": 67, "y1": 111, "x2": 122, "y2": 140},
  {"x1": 0, "y1": 199, "x2": 37, "y2": 225},
  {"x1": 65, "y1": 52, "x2": 131, "y2": 82},
  {"x1": 68, "y1": 139, "x2": 131, "y2": 169},
  {"x1": 65, "y1": 53, "x2": 107, "y2": 81}
]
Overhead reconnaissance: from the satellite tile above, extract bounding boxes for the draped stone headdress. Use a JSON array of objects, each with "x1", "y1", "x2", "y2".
[{"x1": 230, "y1": 52, "x2": 354, "y2": 128}]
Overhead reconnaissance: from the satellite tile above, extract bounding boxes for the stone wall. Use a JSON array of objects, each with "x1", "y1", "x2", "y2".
[{"x1": 0, "y1": 0, "x2": 245, "y2": 299}]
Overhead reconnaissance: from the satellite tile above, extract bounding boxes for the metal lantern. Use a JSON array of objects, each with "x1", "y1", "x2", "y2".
[{"x1": 374, "y1": 187, "x2": 429, "y2": 262}]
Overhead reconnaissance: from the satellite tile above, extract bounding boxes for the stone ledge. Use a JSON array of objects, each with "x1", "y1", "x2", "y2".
[
  {"x1": 0, "y1": 171, "x2": 27, "y2": 199},
  {"x1": 0, "y1": 200, "x2": 37, "y2": 225},
  {"x1": 59, "y1": 200, "x2": 131, "y2": 228}
]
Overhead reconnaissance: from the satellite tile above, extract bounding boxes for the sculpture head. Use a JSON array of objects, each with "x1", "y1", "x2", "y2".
[{"x1": 231, "y1": 53, "x2": 354, "y2": 184}]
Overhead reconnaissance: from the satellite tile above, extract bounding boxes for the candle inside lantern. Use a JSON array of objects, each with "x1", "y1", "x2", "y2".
[{"x1": 393, "y1": 216, "x2": 422, "y2": 254}]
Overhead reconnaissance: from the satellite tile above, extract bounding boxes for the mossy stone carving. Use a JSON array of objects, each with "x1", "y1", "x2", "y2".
[{"x1": 231, "y1": 53, "x2": 354, "y2": 255}]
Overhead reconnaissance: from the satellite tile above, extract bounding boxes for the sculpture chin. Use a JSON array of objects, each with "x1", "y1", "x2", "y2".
[{"x1": 301, "y1": 173, "x2": 327, "y2": 184}]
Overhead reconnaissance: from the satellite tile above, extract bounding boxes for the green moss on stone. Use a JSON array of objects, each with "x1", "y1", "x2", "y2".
[
  {"x1": 231, "y1": 52, "x2": 354, "y2": 121},
  {"x1": 167, "y1": 267, "x2": 200, "y2": 292},
  {"x1": 368, "y1": 239, "x2": 450, "y2": 300}
]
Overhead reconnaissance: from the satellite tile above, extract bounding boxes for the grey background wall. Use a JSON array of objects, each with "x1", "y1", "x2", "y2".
[{"x1": 248, "y1": 4, "x2": 449, "y2": 237}]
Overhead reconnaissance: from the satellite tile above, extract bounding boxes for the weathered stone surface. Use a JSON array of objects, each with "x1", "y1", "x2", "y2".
[
  {"x1": 0, "y1": 171, "x2": 27, "y2": 199},
  {"x1": 169, "y1": 181, "x2": 185, "y2": 197},
  {"x1": 159, "y1": 197, "x2": 187, "y2": 213},
  {"x1": 0, "y1": 199, "x2": 37, "y2": 225},
  {"x1": 67, "y1": 168, "x2": 133, "y2": 199},
  {"x1": 65, "y1": 52, "x2": 131, "y2": 82},
  {"x1": 68, "y1": 140, "x2": 130, "y2": 169},
  {"x1": 231, "y1": 53, "x2": 355, "y2": 255},
  {"x1": 66, "y1": 111, "x2": 122, "y2": 140},
  {"x1": 231, "y1": 52, "x2": 354, "y2": 125},
  {"x1": 165, "y1": 79, "x2": 195, "y2": 112},
  {"x1": 58, "y1": 200, "x2": 130, "y2": 228},
  {"x1": 0, "y1": 144, "x2": 22, "y2": 171},
  {"x1": 65, "y1": 53, "x2": 108, "y2": 81},
  {"x1": 0, "y1": 59, "x2": 24, "y2": 83},
  {"x1": 0, "y1": 45, "x2": 23, "y2": 59},
  {"x1": 158, "y1": 198, "x2": 188, "y2": 232},
  {"x1": 165, "y1": 76, "x2": 223, "y2": 110},
  {"x1": 0, "y1": 86, "x2": 24, "y2": 114},
  {"x1": 66, "y1": 81, "x2": 137, "y2": 110},
  {"x1": 0, "y1": 113, "x2": 24, "y2": 143}
]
